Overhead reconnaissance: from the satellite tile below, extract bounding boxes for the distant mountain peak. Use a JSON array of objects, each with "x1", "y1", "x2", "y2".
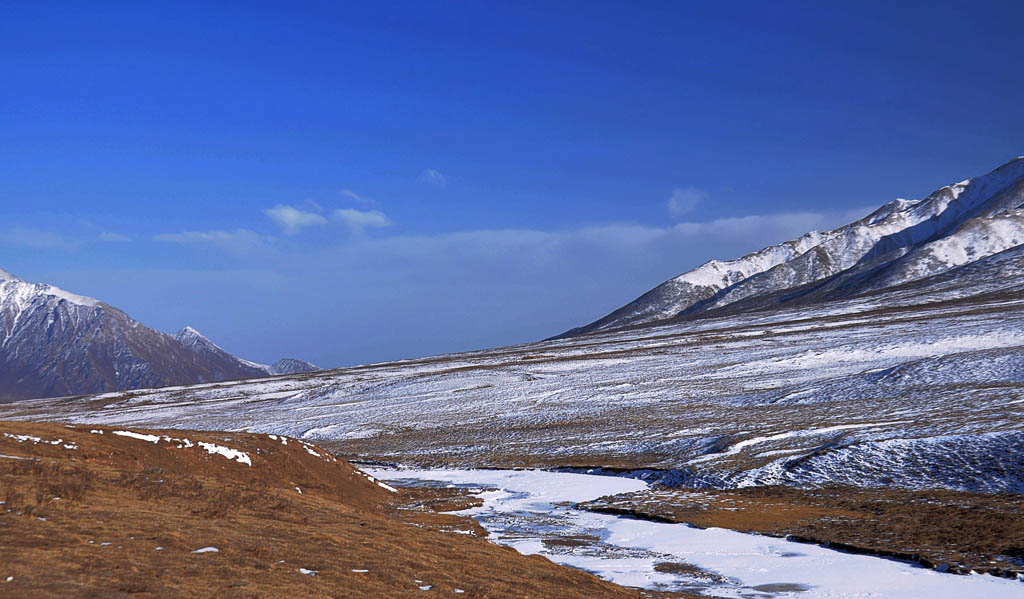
[
  {"x1": 172, "y1": 327, "x2": 319, "y2": 376},
  {"x1": 174, "y1": 326, "x2": 220, "y2": 349},
  {"x1": 269, "y1": 358, "x2": 320, "y2": 375}
]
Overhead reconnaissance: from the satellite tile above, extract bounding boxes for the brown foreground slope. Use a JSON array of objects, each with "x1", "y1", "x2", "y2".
[{"x1": 0, "y1": 421, "x2": 661, "y2": 599}]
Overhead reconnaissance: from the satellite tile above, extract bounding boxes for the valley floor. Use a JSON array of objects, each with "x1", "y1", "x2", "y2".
[{"x1": 2, "y1": 420, "x2": 1023, "y2": 598}]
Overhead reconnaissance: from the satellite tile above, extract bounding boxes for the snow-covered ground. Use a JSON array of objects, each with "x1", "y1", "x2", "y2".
[{"x1": 369, "y1": 468, "x2": 1023, "y2": 598}]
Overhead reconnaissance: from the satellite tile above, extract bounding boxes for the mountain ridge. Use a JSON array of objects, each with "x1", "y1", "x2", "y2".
[
  {"x1": 0, "y1": 272, "x2": 317, "y2": 402},
  {"x1": 558, "y1": 156, "x2": 1024, "y2": 338}
]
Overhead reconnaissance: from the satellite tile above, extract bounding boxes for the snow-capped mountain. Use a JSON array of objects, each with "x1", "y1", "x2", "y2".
[
  {"x1": 0, "y1": 271, "x2": 316, "y2": 402},
  {"x1": 560, "y1": 156, "x2": 1024, "y2": 337}
]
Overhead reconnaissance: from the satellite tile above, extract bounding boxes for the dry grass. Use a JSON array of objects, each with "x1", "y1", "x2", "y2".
[{"x1": 0, "y1": 420, "x2": 690, "y2": 599}]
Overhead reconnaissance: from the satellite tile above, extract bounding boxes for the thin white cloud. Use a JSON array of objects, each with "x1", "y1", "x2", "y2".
[
  {"x1": 673, "y1": 206, "x2": 875, "y2": 238},
  {"x1": 264, "y1": 204, "x2": 328, "y2": 235},
  {"x1": 0, "y1": 227, "x2": 79, "y2": 250},
  {"x1": 154, "y1": 229, "x2": 271, "y2": 254},
  {"x1": 419, "y1": 168, "x2": 447, "y2": 186},
  {"x1": 98, "y1": 232, "x2": 131, "y2": 242},
  {"x1": 333, "y1": 209, "x2": 392, "y2": 234},
  {"x1": 340, "y1": 189, "x2": 374, "y2": 205},
  {"x1": 667, "y1": 186, "x2": 707, "y2": 217},
  {"x1": 333, "y1": 207, "x2": 871, "y2": 272}
]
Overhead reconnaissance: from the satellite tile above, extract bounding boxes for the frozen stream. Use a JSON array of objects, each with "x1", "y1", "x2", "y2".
[{"x1": 367, "y1": 468, "x2": 1023, "y2": 598}]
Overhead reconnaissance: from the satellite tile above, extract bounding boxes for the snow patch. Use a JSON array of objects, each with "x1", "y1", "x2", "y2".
[
  {"x1": 112, "y1": 430, "x2": 161, "y2": 443},
  {"x1": 2, "y1": 433, "x2": 75, "y2": 449},
  {"x1": 687, "y1": 420, "x2": 914, "y2": 464},
  {"x1": 196, "y1": 441, "x2": 252, "y2": 466},
  {"x1": 355, "y1": 469, "x2": 399, "y2": 493}
]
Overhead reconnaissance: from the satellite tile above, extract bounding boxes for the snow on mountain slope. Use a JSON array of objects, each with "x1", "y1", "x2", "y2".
[
  {"x1": 556, "y1": 229, "x2": 830, "y2": 337},
  {"x1": 174, "y1": 325, "x2": 218, "y2": 350},
  {"x1": 561, "y1": 157, "x2": 1024, "y2": 337},
  {"x1": 0, "y1": 271, "x2": 313, "y2": 401},
  {"x1": 849, "y1": 204, "x2": 1024, "y2": 295}
]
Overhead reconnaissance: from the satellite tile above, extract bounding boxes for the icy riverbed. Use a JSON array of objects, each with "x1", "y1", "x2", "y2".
[{"x1": 367, "y1": 468, "x2": 1023, "y2": 598}]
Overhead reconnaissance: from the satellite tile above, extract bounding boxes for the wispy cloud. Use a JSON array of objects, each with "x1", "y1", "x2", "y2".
[
  {"x1": 419, "y1": 168, "x2": 447, "y2": 186},
  {"x1": 264, "y1": 204, "x2": 328, "y2": 235},
  {"x1": 349, "y1": 208, "x2": 866, "y2": 263},
  {"x1": 340, "y1": 189, "x2": 374, "y2": 205},
  {"x1": 154, "y1": 229, "x2": 271, "y2": 254},
  {"x1": 0, "y1": 227, "x2": 79, "y2": 250},
  {"x1": 98, "y1": 232, "x2": 131, "y2": 242},
  {"x1": 333, "y1": 208, "x2": 392, "y2": 234},
  {"x1": 667, "y1": 186, "x2": 707, "y2": 217}
]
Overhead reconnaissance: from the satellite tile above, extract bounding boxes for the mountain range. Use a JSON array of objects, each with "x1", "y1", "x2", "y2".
[
  {"x1": 559, "y1": 156, "x2": 1024, "y2": 337},
  {"x1": 0, "y1": 270, "x2": 317, "y2": 402},
  {"x1": 4, "y1": 153, "x2": 1023, "y2": 424}
]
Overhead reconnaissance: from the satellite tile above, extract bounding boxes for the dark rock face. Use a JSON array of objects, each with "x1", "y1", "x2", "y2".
[
  {"x1": 560, "y1": 157, "x2": 1024, "y2": 338},
  {"x1": 0, "y1": 272, "x2": 305, "y2": 402}
]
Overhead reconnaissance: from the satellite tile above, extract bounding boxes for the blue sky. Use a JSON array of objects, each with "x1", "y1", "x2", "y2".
[{"x1": 1, "y1": 1, "x2": 1022, "y2": 367}]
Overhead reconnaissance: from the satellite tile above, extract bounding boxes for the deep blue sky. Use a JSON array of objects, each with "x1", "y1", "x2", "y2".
[{"x1": 1, "y1": 1, "x2": 1022, "y2": 367}]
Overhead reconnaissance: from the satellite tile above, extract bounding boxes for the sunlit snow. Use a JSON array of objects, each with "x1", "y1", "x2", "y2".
[{"x1": 369, "y1": 468, "x2": 1023, "y2": 598}]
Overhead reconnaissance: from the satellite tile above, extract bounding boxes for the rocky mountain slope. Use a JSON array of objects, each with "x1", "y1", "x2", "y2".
[
  {"x1": 559, "y1": 156, "x2": 1024, "y2": 337},
  {"x1": 0, "y1": 271, "x2": 317, "y2": 402}
]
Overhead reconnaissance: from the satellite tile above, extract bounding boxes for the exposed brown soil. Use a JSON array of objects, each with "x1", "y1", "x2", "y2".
[
  {"x1": 0, "y1": 421, "x2": 685, "y2": 599},
  {"x1": 578, "y1": 485, "x2": 1024, "y2": 578}
]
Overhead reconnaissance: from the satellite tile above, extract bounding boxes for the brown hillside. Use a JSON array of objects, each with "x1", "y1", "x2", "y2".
[{"x1": 0, "y1": 421, "x2": 657, "y2": 599}]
